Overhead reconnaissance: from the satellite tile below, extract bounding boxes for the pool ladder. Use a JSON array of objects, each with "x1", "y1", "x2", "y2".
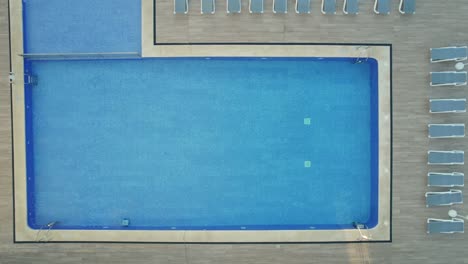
[
  {"x1": 24, "y1": 74, "x2": 38, "y2": 85},
  {"x1": 355, "y1": 46, "x2": 370, "y2": 64},
  {"x1": 35, "y1": 221, "x2": 58, "y2": 242},
  {"x1": 353, "y1": 222, "x2": 372, "y2": 241},
  {"x1": 9, "y1": 72, "x2": 37, "y2": 86}
]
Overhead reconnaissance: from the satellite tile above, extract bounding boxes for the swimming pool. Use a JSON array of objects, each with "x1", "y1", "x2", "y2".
[
  {"x1": 25, "y1": 57, "x2": 379, "y2": 231},
  {"x1": 10, "y1": 0, "x2": 391, "y2": 243}
]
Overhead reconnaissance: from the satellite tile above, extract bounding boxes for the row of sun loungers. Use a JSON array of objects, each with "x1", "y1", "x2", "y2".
[
  {"x1": 175, "y1": 0, "x2": 415, "y2": 14},
  {"x1": 426, "y1": 183, "x2": 465, "y2": 233},
  {"x1": 427, "y1": 47, "x2": 466, "y2": 234},
  {"x1": 426, "y1": 189, "x2": 464, "y2": 232},
  {"x1": 430, "y1": 47, "x2": 467, "y2": 85},
  {"x1": 426, "y1": 172, "x2": 464, "y2": 232}
]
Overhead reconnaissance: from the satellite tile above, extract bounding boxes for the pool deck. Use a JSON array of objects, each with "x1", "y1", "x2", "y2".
[{"x1": 1, "y1": 0, "x2": 468, "y2": 262}]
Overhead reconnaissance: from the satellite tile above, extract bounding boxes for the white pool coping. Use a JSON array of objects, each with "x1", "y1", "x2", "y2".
[{"x1": 10, "y1": 0, "x2": 391, "y2": 243}]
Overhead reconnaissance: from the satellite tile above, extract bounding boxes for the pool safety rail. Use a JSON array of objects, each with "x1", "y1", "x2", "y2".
[
  {"x1": 353, "y1": 222, "x2": 372, "y2": 241},
  {"x1": 355, "y1": 46, "x2": 370, "y2": 64},
  {"x1": 35, "y1": 221, "x2": 58, "y2": 242},
  {"x1": 19, "y1": 52, "x2": 141, "y2": 60}
]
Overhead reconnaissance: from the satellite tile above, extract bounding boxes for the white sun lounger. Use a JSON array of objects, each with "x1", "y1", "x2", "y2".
[
  {"x1": 426, "y1": 189, "x2": 463, "y2": 207},
  {"x1": 427, "y1": 218, "x2": 464, "y2": 234},
  {"x1": 430, "y1": 72, "x2": 467, "y2": 86},
  {"x1": 430, "y1": 99, "x2": 466, "y2": 113},
  {"x1": 428, "y1": 150, "x2": 464, "y2": 165},
  {"x1": 431, "y1": 46, "x2": 468, "y2": 63},
  {"x1": 428, "y1": 172, "x2": 464, "y2": 187},
  {"x1": 428, "y1": 124, "x2": 465, "y2": 138}
]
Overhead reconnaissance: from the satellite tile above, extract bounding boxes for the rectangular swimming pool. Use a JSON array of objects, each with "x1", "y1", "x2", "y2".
[
  {"x1": 10, "y1": 0, "x2": 391, "y2": 243},
  {"x1": 24, "y1": 57, "x2": 379, "y2": 231}
]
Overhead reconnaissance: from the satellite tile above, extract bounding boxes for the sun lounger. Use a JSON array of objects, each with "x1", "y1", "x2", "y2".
[
  {"x1": 428, "y1": 124, "x2": 465, "y2": 138},
  {"x1": 250, "y1": 0, "x2": 263, "y2": 13},
  {"x1": 274, "y1": 0, "x2": 288, "y2": 13},
  {"x1": 431, "y1": 46, "x2": 468, "y2": 63},
  {"x1": 343, "y1": 0, "x2": 358, "y2": 14},
  {"x1": 227, "y1": 0, "x2": 241, "y2": 13},
  {"x1": 430, "y1": 99, "x2": 466, "y2": 113},
  {"x1": 174, "y1": 0, "x2": 189, "y2": 14},
  {"x1": 426, "y1": 189, "x2": 463, "y2": 207},
  {"x1": 321, "y1": 0, "x2": 336, "y2": 14},
  {"x1": 399, "y1": 0, "x2": 415, "y2": 14},
  {"x1": 430, "y1": 72, "x2": 467, "y2": 86},
  {"x1": 202, "y1": 0, "x2": 215, "y2": 13},
  {"x1": 427, "y1": 218, "x2": 464, "y2": 234},
  {"x1": 296, "y1": 0, "x2": 310, "y2": 13},
  {"x1": 428, "y1": 150, "x2": 464, "y2": 165},
  {"x1": 374, "y1": 0, "x2": 390, "y2": 14},
  {"x1": 428, "y1": 172, "x2": 464, "y2": 187}
]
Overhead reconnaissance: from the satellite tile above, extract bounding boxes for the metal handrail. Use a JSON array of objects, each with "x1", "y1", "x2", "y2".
[
  {"x1": 355, "y1": 46, "x2": 370, "y2": 64},
  {"x1": 20, "y1": 52, "x2": 141, "y2": 60}
]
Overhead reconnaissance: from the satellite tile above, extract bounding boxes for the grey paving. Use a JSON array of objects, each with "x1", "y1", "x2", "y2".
[{"x1": 2, "y1": 0, "x2": 468, "y2": 263}]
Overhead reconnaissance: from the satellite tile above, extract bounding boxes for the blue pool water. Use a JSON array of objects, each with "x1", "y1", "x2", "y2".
[
  {"x1": 23, "y1": 0, "x2": 141, "y2": 53},
  {"x1": 25, "y1": 57, "x2": 379, "y2": 230}
]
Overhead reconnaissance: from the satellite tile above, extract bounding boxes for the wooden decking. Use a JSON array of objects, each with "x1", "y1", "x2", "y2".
[{"x1": 1, "y1": 0, "x2": 468, "y2": 262}]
